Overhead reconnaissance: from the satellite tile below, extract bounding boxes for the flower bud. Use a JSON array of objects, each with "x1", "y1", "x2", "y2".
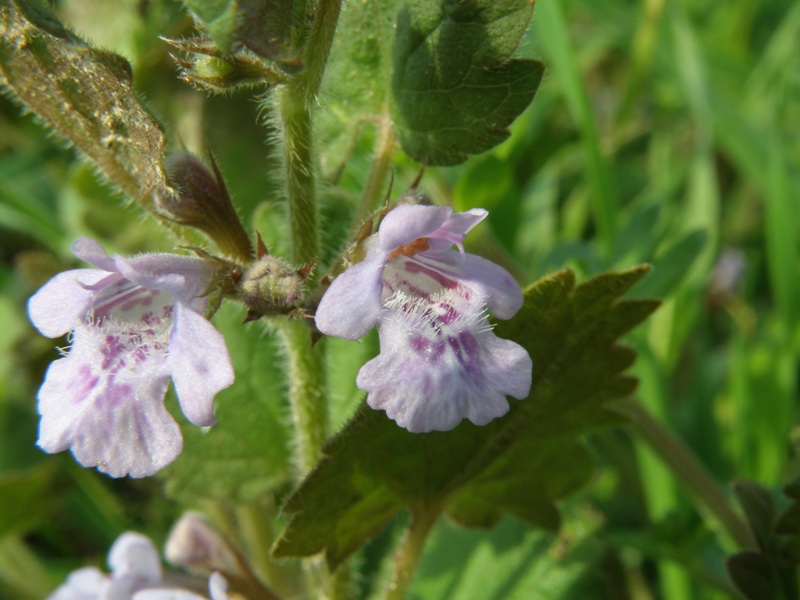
[
  {"x1": 162, "y1": 36, "x2": 287, "y2": 95},
  {"x1": 156, "y1": 154, "x2": 253, "y2": 262},
  {"x1": 165, "y1": 513, "x2": 241, "y2": 577},
  {"x1": 237, "y1": 237, "x2": 314, "y2": 320}
]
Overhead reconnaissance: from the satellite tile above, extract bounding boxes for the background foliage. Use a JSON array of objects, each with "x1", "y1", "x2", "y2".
[{"x1": 1, "y1": 0, "x2": 799, "y2": 599}]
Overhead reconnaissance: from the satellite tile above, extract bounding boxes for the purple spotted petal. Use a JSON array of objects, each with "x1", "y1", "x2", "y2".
[
  {"x1": 36, "y1": 327, "x2": 182, "y2": 478},
  {"x1": 357, "y1": 282, "x2": 531, "y2": 432},
  {"x1": 460, "y1": 253, "x2": 524, "y2": 319},
  {"x1": 378, "y1": 205, "x2": 452, "y2": 252},
  {"x1": 28, "y1": 269, "x2": 111, "y2": 337},
  {"x1": 168, "y1": 303, "x2": 234, "y2": 427},
  {"x1": 315, "y1": 256, "x2": 385, "y2": 340},
  {"x1": 358, "y1": 311, "x2": 530, "y2": 432},
  {"x1": 29, "y1": 238, "x2": 234, "y2": 478}
]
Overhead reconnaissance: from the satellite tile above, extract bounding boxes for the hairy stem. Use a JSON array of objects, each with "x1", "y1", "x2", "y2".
[
  {"x1": 277, "y1": 0, "x2": 342, "y2": 269},
  {"x1": 613, "y1": 397, "x2": 757, "y2": 550},
  {"x1": 385, "y1": 506, "x2": 440, "y2": 600},
  {"x1": 276, "y1": 319, "x2": 328, "y2": 476}
]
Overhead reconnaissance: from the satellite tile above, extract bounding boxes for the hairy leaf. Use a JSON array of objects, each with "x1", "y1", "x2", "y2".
[
  {"x1": 273, "y1": 266, "x2": 658, "y2": 567},
  {"x1": 391, "y1": 0, "x2": 544, "y2": 166},
  {"x1": 0, "y1": 0, "x2": 172, "y2": 207},
  {"x1": 316, "y1": 0, "x2": 396, "y2": 181}
]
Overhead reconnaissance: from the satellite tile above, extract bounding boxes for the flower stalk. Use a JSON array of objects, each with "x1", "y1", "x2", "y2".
[
  {"x1": 276, "y1": 0, "x2": 342, "y2": 270},
  {"x1": 613, "y1": 397, "x2": 757, "y2": 550},
  {"x1": 385, "y1": 505, "x2": 441, "y2": 600},
  {"x1": 354, "y1": 111, "x2": 396, "y2": 227}
]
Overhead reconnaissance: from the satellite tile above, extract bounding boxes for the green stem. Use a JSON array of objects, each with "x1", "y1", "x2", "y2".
[
  {"x1": 354, "y1": 111, "x2": 396, "y2": 227},
  {"x1": 385, "y1": 506, "x2": 440, "y2": 600},
  {"x1": 613, "y1": 397, "x2": 757, "y2": 550},
  {"x1": 277, "y1": 0, "x2": 342, "y2": 269},
  {"x1": 276, "y1": 319, "x2": 328, "y2": 476},
  {"x1": 236, "y1": 500, "x2": 297, "y2": 598}
]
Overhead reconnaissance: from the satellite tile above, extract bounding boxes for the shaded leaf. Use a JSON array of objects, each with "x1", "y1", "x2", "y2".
[
  {"x1": 391, "y1": 0, "x2": 544, "y2": 165},
  {"x1": 626, "y1": 230, "x2": 708, "y2": 299},
  {"x1": 726, "y1": 479, "x2": 800, "y2": 600},
  {"x1": 0, "y1": 465, "x2": 60, "y2": 538},
  {"x1": 0, "y1": 0, "x2": 173, "y2": 207},
  {"x1": 274, "y1": 266, "x2": 658, "y2": 567}
]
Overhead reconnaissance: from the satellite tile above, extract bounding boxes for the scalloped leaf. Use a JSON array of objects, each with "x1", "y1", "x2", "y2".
[
  {"x1": 391, "y1": 0, "x2": 544, "y2": 166},
  {"x1": 273, "y1": 266, "x2": 658, "y2": 567}
]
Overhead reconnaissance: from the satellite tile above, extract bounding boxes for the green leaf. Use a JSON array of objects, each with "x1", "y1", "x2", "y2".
[
  {"x1": 181, "y1": 0, "x2": 303, "y2": 66},
  {"x1": 316, "y1": 0, "x2": 396, "y2": 180},
  {"x1": 273, "y1": 266, "x2": 658, "y2": 567},
  {"x1": 164, "y1": 303, "x2": 292, "y2": 503},
  {"x1": 726, "y1": 480, "x2": 800, "y2": 600},
  {"x1": 0, "y1": 0, "x2": 172, "y2": 207},
  {"x1": 391, "y1": 0, "x2": 544, "y2": 166},
  {"x1": 411, "y1": 517, "x2": 625, "y2": 600},
  {"x1": 0, "y1": 466, "x2": 59, "y2": 538},
  {"x1": 627, "y1": 230, "x2": 708, "y2": 299}
]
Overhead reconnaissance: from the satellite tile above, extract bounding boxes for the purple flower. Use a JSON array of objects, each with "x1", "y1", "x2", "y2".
[
  {"x1": 47, "y1": 531, "x2": 229, "y2": 600},
  {"x1": 28, "y1": 238, "x2": 234, "y2": 478},
  {"x1": 315, "y1": 205, "x2": 532, "y2": 432}
]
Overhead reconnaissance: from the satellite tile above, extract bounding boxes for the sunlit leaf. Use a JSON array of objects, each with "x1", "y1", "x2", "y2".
[{"x1": 391, "y1": 0, "x2": 544, "y2": 165}]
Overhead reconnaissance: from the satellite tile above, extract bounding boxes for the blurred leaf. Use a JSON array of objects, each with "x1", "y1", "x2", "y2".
[
  {"x1": 274, "y1": 266, "x2": 658, "y2": 567},
  {"x1": 726, "y1": 480, "x2": 799, "y2": 600},
  {"x1": 410, "y1": 516, "x2": 625, "y2": 600},
  {"x1": 777, "y1": 477, "x2": 800, "y2": 537},
  {"x1": 391, "y1": 0, "x2": 544, "y2": 166},
  {"x1": 627, "y1": 230, "x2": 707, "y2": 299},
  {"x1": 0, "y1": 465, "x2": 59, "y2": 538},
  {"x1": 164, "y1": 303, "x2": 292, "y2": 503},
  {"x1": 0, "y1": 0, "x2": 173, "y2": 208},
  {"x1": 453, "y1": 154, "x2": 513, "y2": 213},
  {"x1": 535, "y1": 0, "x2": 617, "y2": 250}
]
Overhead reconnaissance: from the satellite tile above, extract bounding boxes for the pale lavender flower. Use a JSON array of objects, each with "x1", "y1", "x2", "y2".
[
  {"x1": 28, "y1": 238, "x2": 234, "y2": 478},
  {"x1": 315, "y1": 204, "x2": 532, "y2": 432},
  {"x1": 47, "y1": 532, "x2": 229, "y2": 600},
  {"x1": 48, "y1": 532, "x2": 162, "y2": 600}
]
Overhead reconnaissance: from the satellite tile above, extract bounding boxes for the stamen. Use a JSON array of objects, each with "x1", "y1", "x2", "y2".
[{"x1": 387, "y1": 237, "x2": 430, "y2": 261}]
